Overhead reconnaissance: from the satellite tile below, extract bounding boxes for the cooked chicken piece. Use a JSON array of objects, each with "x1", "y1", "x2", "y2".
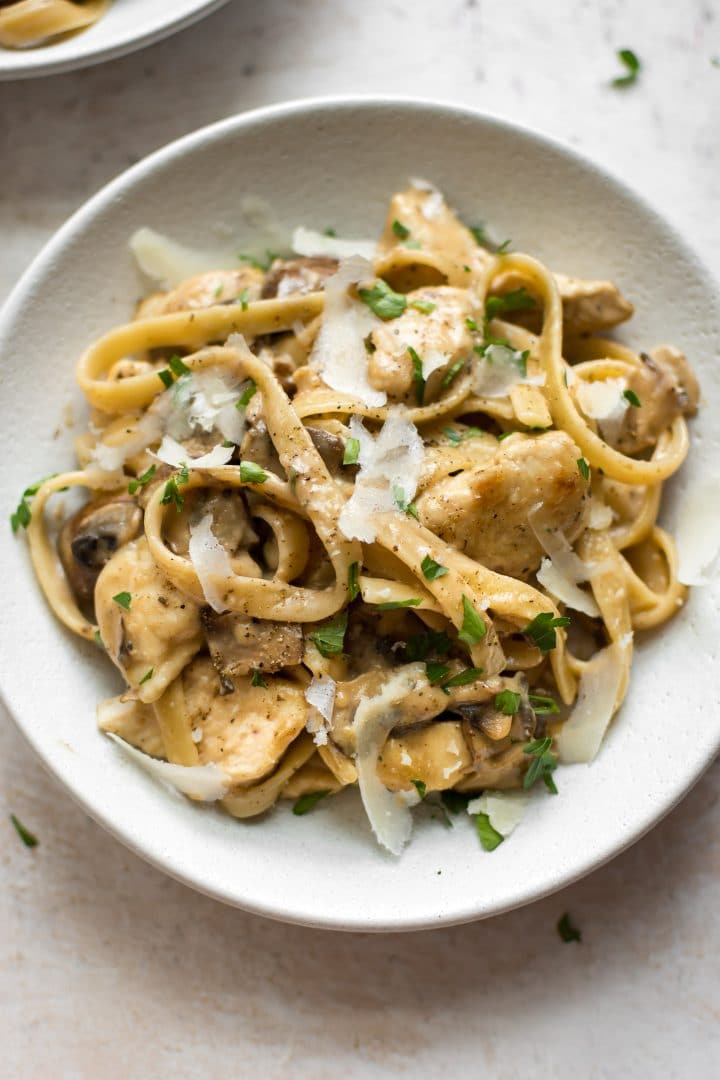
[
  {"x1": 367, "y1": 285, "x2": 478, "y2": 403},
  {"x1": 605, "y1": 346, "x2": 700, "y2": 455},
  {"x1": 378, "y1": 720, "x2": 472, "y2": 792},
  {"x1": 416, "y1": 431, "x2": 590, "y2": 579},
  {"x1": 59, "y1": 495, "x2": 143, "y2": 613},
  {"x1": 201, "y1": 609, "x2": 304, "y2": 686},
  {"x1": 183, "y1": 656, "x2": 308, "y2": 786},
  {"x1": 95, "y1": 537, "x2": 203, "y2": 700},
  {"x1": 491, "y1": 269, "x2": 634, "y2": 334},
  {"x1": 97, "y1": 696, "x2": 165, "y2": 758},
  {"x1": 136, "y1": 267, "x2": 264, "y2": 318},
  {"x1": 261, "y1": 256, "x2": 338, "y2": 299}
]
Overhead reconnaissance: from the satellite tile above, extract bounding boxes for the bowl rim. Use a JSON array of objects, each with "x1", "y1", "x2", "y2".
[
  {"x1": 0, "y1": 0, "x2": 231, "y2": 81},
  {"x1": 2, "y1": 94, "x2": 718, "y2": 931}
]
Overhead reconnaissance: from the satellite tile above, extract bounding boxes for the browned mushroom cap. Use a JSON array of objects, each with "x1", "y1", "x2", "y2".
[
  {"x1": 241, "y1": 418, "x2": 352, "y2": 478},
  {"x1": 201, "y1": 609, "x2": 304, "y2": 690},
  {"x1": 261, "y1": 257, "x2": 338, "y2": 299},
  {"x1": 58, "y1": 495, "x2": 143, "y2": 612}
]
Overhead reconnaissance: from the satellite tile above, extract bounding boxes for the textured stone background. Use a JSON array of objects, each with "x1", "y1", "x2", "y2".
[{"x1": 2, "y1": 2, "x2": 719, "y2": 1076}]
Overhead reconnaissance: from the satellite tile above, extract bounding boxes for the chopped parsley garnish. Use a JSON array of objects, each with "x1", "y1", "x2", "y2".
[
  {"x1": 161, "y1": 465, "x2": 190, "y2": 512},
  {"x1": 222, "y1": 440, "x2": 235, "y2": 449},
  {"x1": 343, "y1": 436, "x2": 360, "y2": 465},
  {"x1": 348, "y1": 561, "x2": 360, "y2": 601},
  {"x1": 324, "y1": 227, "x2": 337, "y2": 237},
  {"x1": 612, "y1": 48, "x2": 641, "y2": 88},
  {"x1": 421, "y1": 554, "x2": 448, "y2": 581},
  {"x1": 214, "y1": 283, "x2": 224, "y2": 299},
  {"x1": 405, "y1": 629, "x2": 452, "y2": 662},
  {"x1": 465, "y1": 316, "x2": 479, "y2": 332},
  {"x1": 476, "y1": 812, "x2": 504, "y2": 852},
  {"x1": 10, "y1": 814, "x2": 38, "y2": 849},
  {"x1": 168, "y1": 354, "x2": 191, "y2": 378},
  {"x1": 409, "y1": 298, "x2": 436, "y2": 315},
  {"x1": 410, "y1": 778, "x2": 427, "y2": 799},
  {"x1": 523, "y1": 612, "x2": 570, "y2": 654},
  {"x1": 392, "y1": 485, "x2": 419, "y2": 519},
  {"x1": 557, "y1": 912, "x2": 582, "y2": 943},
  {"x1": 623, "y1": 388, "x2": 641, "y2": 407},
  {"x1": 469, "y1": 224, "x2": 490, "y2": 247},
  {"x1": 426, "y1": 661, "x2": 451, "y2": 685},
  {"x1": 112, "y1": 591, "x2": 132, "y2": 610},
  {"x1": 444, "y1": 425, "x2": 484, "y2": 446},
  {"x1": 251, "y1": 669, "x2": 268, "y2": 688},
  {"x1": 497, "y1": 431, "x2": 513, "y2": 441},
  {"x1": 403, "y1": 239, "x2": 422, "y2": 250},
  {"x1": 235, "y1": 379, "x2": 257, "y2": 411},
  {"x1": 358, "y1": 278, "x2": 407, "y2": 320},
  {"x1": 239, "y1": 461, "x2": 268, "y2": 484},
  {"x1": 523, "y1": 736, "x2": 558, "y2": 793},
  {"x1": 310, "y1": 610, "x2": 348, "y2": 658},
  {"x1": 495, "y1": 239, "x2": 512, "y2": 255},
  {"x1": 494, "y1": 689, "x2": 521, "y2": 715},
  {"x1": 440, "y1": 358, "x2": 465, "y2": 390},
  {"x1": 375, "y1": 598, "x2": 422, "y2": 610},
  {"x1": 364, "y1": 334, "x2": 376, "y2": 354},
  {"x1": 10, "y1": 477, "x2": 54, "y2": 532},
  {"x1": 529, "y1": 693, "x2": 560, "y2": 715},
  {"x1": 458, "y1": 595, "x2": 487, "y2": 647},
  {"x1": 139, "y1": 669, "x2": 154, "y2": 685},
  {"x1": 93, "y1": 630, "x2": 104, "y2": 649},
  {"x1": 157, "y1": 369, "x2": 174, "y2": 389},
  {"x1": 392, "y1": 219, "x2": 411, "y2": 240},
  {"x1": 238, "y1": 288, "x2": 250, "y2": 311},
  {"x1": 128, "y1": 464, "x2": 157, "y2": 494},
  {"x1": 577, "y1": 457, "x2": 590, "y2": 481},
  {"x1": 441, "y1": 666, "x2": 484, "y2": 694},
  {"x1": 408, "y1": 345, "x2": 425, "y2": 405},
  {"x1": 292, "y1": 790, "x2": 330, "y2": 816},
  {"x1": 441, "y1": 790, "x2": 471, "y2": 814},
  {"x1": 485, "y1": 287, "x2": 535, "y2": 325},
  {"x1": 238, "y1": 251, "x2": 277, "y2": 272}
]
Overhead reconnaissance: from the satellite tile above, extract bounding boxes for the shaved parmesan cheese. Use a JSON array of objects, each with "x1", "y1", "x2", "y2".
[
  {"x1": 674, "y1": 478, "x2": 720, "y2": 586},
  {"x1": 576, "y1": 377, "x2": 628, "y2": 443},
  {"x1": 473, "y1": 344, "x2": 543, "y2": 399},
  {"x1": 410, "y1": 177, "x2": 445, "y2": 220},
  {"x1": 188, "y1": 513, "x2": 234, "y2": 613},
  {"x1": 422, "y1": 348, "x2": 449, "y2": 380},
  {"x1": 588, "y1": 499, "x2": 614, "y2": 530},
  {"x1": 165, "y1": 369, "x2": 245, "y2": 444},
  {"x1": 130, "y1": 227, "x2": 238, "y2": 289},
  {"x1": 556, "y1": 641, "x2": 628, "y2": 763},
  {"x1": 354, "y1": 666, "x2": 424, "y2": 855},
  {"x1": 305, "y1": 675, "x2": 336, "y2": 747},
  {"x1": 90, "y1": 410, "x2": 164, "y2": 471},
  {"x1": 154, "y1": 434, "x2": 234, "y2": 469},
  {"x1": 106, "y1": 733, "x2": 230, "y2": 800},
  {"x1": 292, "y1": 226, "x2": 376, "y2": 262},
  {"x1": 466, "y1": 790, "x2": 530, "y2": 836},
  {"x1": 310, "y1": 256, "x2": 385, "y2": 408},
  {"x1": 339, "y1": 410, "x2": 424, "y2": 543},
  {"x1": 529, "y1": 506, "x2": 600, "y2": 617}
]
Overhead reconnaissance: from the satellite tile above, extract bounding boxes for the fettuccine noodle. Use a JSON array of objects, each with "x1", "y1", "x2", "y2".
[{"x1": 0, "y1": 0, "x2": 107, "y2": 48}]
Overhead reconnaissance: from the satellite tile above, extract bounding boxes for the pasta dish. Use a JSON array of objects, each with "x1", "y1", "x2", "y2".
[
  {"x1": 0, "y1": 0, "x2": 107, "y2": 48},
  {"x1": 12, "y1": 182, "x2": 699, "y2": 854}
]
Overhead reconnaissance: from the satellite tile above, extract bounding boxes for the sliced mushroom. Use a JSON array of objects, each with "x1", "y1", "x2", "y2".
[
  {"x1": 201, "y1": 608, "x2": 304, "y2": 687},
  {"x1": 261, "y1": 256, "x2": 338, "y2": 299},
  {"x1": 491, "y1": 269, "x2": 634, "y2": 334},
  {"x1": 457, "y1": 694, "x2": 539, "y2": 790},
  {"x1": 241, "y1": 418, "x2": 350, "y2": 479},
  {"x1": 606, "y1": 345, "x2": 700, "y2": 455},
  {"x1": 59, "y1": 495, "x2": 143, "y2": 611}
]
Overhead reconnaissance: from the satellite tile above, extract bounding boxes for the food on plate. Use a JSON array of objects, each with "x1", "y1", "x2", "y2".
[
  {"x1": 0, "y1": 0, "x2": 107, "y2": 48},
  {"x1": 12, "y1": 181, "x2": 699, "y2": 854}
]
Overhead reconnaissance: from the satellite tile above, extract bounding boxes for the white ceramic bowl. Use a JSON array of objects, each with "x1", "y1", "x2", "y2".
[
  {"x1": 0, "y1": 0, "x2": 230, "y2": 80},
  {"x1": 1, "y1": 98, "x2": 719, "y2": 931}
]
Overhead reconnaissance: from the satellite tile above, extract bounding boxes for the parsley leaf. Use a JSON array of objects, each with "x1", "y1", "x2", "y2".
[
  {"x1": 409, "y1": 298, "x2": 436, "y2": 314},
  {"x1": 292, "y1": 790, "x2": 330, "y2": 816},
  {"x1": 239, "y1": 461, "x2": 268, "y2": 484},
  {"x1": 441, "y1": 790, "x2": 471, "y2": 814},
  {"x1": 494, "y1": 689, "x2": 521, "y2": 715},
  {"x1": 343, "y1": 436, "x2": 360, "y2": 465},
  {"x1": 495, "y1": 239, "x2": 512, "y2": 255},
  {"x1": 408, "y1": 345, "x2": 425, "y2": 405},
  {"x1": 139, "y1": 669, "x2": 154, "y2": 685},
  {"x1": 238, "y1": 288, "x2": 250, "y2": 311},
  {"x1": 157, "y1": 369, "x2": 174, "y2": 389},
  {"x1": 411, "y1": 778, "x2": 427, "y2": 799},
  {"x1": 444, "y1": 425, "x2": 484, "y2": 446},
  {"x1": 426, "y1": 660, "x2": 451, "y2": 684},
  {"x1": 577, "y1": 457, "x2": 590, "y2": 481},
  {"x1": 612, "y1": 48, "x2": 641, "y2": 88},
  {"x1": 236, "y1": 379, "x2": 257, "y2": 411},
  {"x1": 458, "y1": 595, "x2": 487, "y2": 647},
  {"x1": 168, "y1": 354, "x2": 191, "y2": 378},
  {"x1": 251, "y1": 669, "x2": 268, "y2": 688},
  {"x1": 523, "y1": 736, "x2": 558, "y2": 793},
  {"x1": 348, "y1": 561, "x2": 360, "y2": 601},
  {"x1": 623, "y1": 388, "x2": 641, "y2": 407},
  {"x1": 421, "y1": 554, "x2": 448, "y2": 581},
  {"x1": 94, "y1": 630, "x2": 104, "y2": 649},
  {"x1": 128, "y1": 464, "x2": 157, "y2": 494},
  {"x1": 375, "y1": 598, "x2": 422, "y2": 610},
  {"x1": 161, "y1": 465, "x2": 189, "y2": 512},
  {"x1": 238, "y1": 251, "x2": 277, "y2": 272},
  {"x1": 529, "y1": 693, "x2": 560, "y2": 715},
  {"x1": 358, "y1": 279, "x2": 407, "y2": 320},
  {"x1": 469, "y1": 224, "x2": 490, "y2": 246},
  {"x1": 10, "y1": 476, "x2": 54, "y2": 532},
  {"x1": 214, "y1": 283, "x2": 224, "y2": 299},
  {"x1": 441, "y1": 666, "x2": 484, "y2": 694},
  {"x1": 404, "y1": 630, "x2": 452, "y2": 662},
  {"x1": 557, "y1": 912, "x2": 582, "y2": 943},
  {"x1": 310, "y1": 611, "x2": 348, "y2": 658},
  {"x1": 112, "y1": 592, "x2": 132, "y2": 610},
  {"x1": 393, "y1": 485, "x2": 419, "y2": 519},
  {"x1": 440, "y1": 358, "x2": 466, "y2": 390},
  {"x1": 392, "y1": 219, "x2": 411, "y2": 240},
  {"x1": 476, "y1": 812, "x2": 504, "y2": 851},
  {"x1": 485, "y1": 287, "x2": 535, "y2": 324},
  {"x1": 523, "y1": 612, "x2": 570, "y2": 654},
  {"x1": 10, "y1": 814, "x2": 38, "y2": 849}
]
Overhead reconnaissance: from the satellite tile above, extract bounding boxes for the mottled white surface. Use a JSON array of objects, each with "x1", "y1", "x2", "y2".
[{"x1": 1, "y1": 1, "x2": 719, "y2": 1076}]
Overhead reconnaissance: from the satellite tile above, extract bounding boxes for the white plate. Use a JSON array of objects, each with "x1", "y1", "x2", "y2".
[
  {"x1": 0, "y1": 0, "x2": 230, "y2": 80},
  {"x1": 1, "y1": 97, "x2": 719, "y2": 931}
]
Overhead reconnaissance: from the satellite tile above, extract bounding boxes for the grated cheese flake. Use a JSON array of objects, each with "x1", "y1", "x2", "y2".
[
  {"x1": 106, "y1": 733, "x2": 230, "y2": 800},
  {"x1": 466, "y1": 790, "x2": 530, "y2": 835},
  {"x1": 292, "y1": 226, "x2": 376, "y2": 262},
  {"x1": 556, "y1": 640, "x2": 629, "y2": 763},
  {"x1": 188, "y1": 513, "x2": 234, "y2": 614}
]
